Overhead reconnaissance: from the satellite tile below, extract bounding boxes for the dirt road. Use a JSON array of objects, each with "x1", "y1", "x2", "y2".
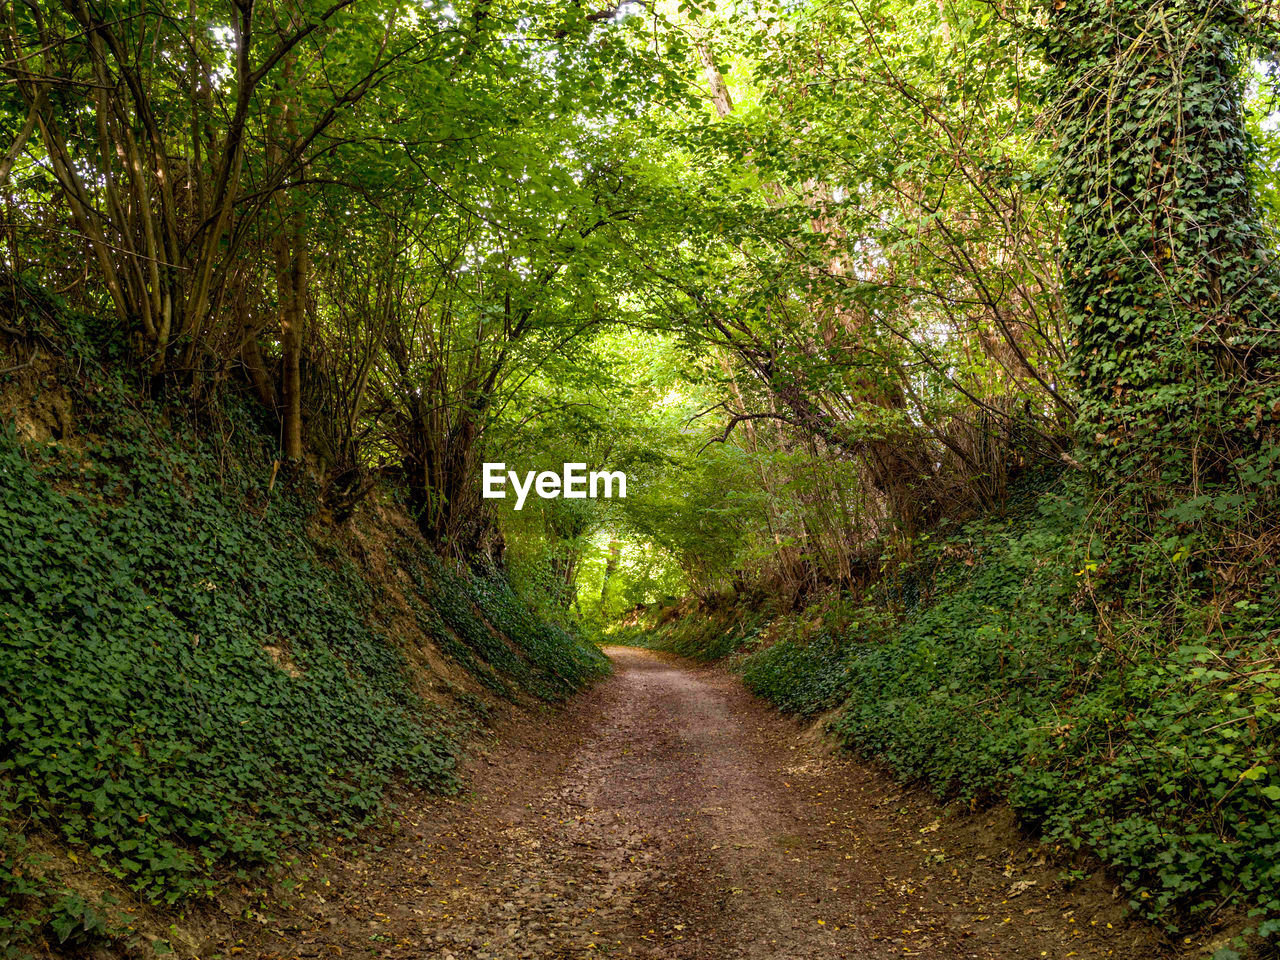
[{"x1": 242, "y1": 646, "x2": 1178, "y2": 960}]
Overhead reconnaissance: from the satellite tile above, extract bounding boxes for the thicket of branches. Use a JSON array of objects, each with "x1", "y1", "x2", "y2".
[
  {"x1": 1, "y1": 0, "x2": 670, "y2": 552},
  {"x1": 2, "y1": 0, "x2": 1277, "y2": 608}
]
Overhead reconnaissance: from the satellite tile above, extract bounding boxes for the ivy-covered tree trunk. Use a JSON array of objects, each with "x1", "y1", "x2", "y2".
[{"x1": 1047, "y1": 0, "x2": 1279, "y2": 556}]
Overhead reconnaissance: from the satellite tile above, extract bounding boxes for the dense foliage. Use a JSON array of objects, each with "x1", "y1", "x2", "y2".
[
  {"x1": 633, "y1": 478, "x2": 1280, "y2": 942},
  {"x1": 3, "y1": 0, "x2": 1280, "y2": 951},
  {"x1": 0, "y1": 363, "x2": 603, "y2": 952}
]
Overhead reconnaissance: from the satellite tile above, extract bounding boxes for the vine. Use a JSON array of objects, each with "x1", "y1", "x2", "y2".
[{"x1": 1047, "y1": 0, "x2": 1280, "y2": 577}]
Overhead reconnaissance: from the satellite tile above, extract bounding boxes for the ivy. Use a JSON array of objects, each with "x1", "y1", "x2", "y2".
[
  {"x1": 640, "y1": 482, "x2": 1280, "y2": 938},
  {"x1": 0, "y1": 373, "x2": 603, "y2": 951},
  {"x1": 1045, "y1": 0, "x2": 1280, "y2": 564}
]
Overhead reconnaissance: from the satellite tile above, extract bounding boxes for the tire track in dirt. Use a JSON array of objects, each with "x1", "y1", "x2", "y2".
[{"x1": 242, "y1": 646, "x2": 1179, "y2": 960}]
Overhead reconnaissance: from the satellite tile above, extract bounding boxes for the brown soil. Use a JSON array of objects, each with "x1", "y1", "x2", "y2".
[{"x1": 233, "y1": 647, "x2": 1204, "y2": 960}]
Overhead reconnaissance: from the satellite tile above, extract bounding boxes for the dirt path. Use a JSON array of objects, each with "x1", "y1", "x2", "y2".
[{"x1": 241, "y1": 646, "x2": 1181, "y2": 960}]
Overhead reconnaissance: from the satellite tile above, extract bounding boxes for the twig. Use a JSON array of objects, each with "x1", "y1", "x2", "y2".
[{"x1": 0, "y1": 344, "x2": 39, "y2": 375}]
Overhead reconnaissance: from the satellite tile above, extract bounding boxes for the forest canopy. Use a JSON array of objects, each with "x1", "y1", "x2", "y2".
[
  {"x1": 4, "y1": 0, "x2": 1280, "y2": 946},
  {"x1": 0, "y1": 0, "x2": 1276, "y2": 607}
]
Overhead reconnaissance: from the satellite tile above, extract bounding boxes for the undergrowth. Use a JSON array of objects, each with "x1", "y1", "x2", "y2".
[
  {"x1": 0, "y1": 372, "x2": 603, "y2": 954},
  {"x1": 399, "y1": 551, "x2": 608, "y2": 701},
  {"x1": 629, "y1": 485, "x2": 1280, "y2": 946}
]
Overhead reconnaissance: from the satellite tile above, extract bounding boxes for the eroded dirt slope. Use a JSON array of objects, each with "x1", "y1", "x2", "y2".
[{"x1": 241, "y1": 647, "x2": 1184, "y2": 960}]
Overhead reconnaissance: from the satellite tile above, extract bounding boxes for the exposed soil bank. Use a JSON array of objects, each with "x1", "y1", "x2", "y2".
[{"x1": 239, "y1": 646, "x2": 1188, "y2": 960}]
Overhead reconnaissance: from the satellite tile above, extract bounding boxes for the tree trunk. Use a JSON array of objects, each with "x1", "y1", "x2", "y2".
[
  {"x1": 1048, "y1": 0, "x2": 1279, "y2": 494},
  {"x1": 278, "y1": 208, "x2": 307, "y2": 461}
]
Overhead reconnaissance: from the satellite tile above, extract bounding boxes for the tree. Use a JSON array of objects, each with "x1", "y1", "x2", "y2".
[{"x1": 1047, "y1": 0, "x2": 1280, "y2": 563}]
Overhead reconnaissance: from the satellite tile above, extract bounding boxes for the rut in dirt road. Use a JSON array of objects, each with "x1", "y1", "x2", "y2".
[{"x1": 247, "y1": 646, "x2": 1170, "y2": 960}]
